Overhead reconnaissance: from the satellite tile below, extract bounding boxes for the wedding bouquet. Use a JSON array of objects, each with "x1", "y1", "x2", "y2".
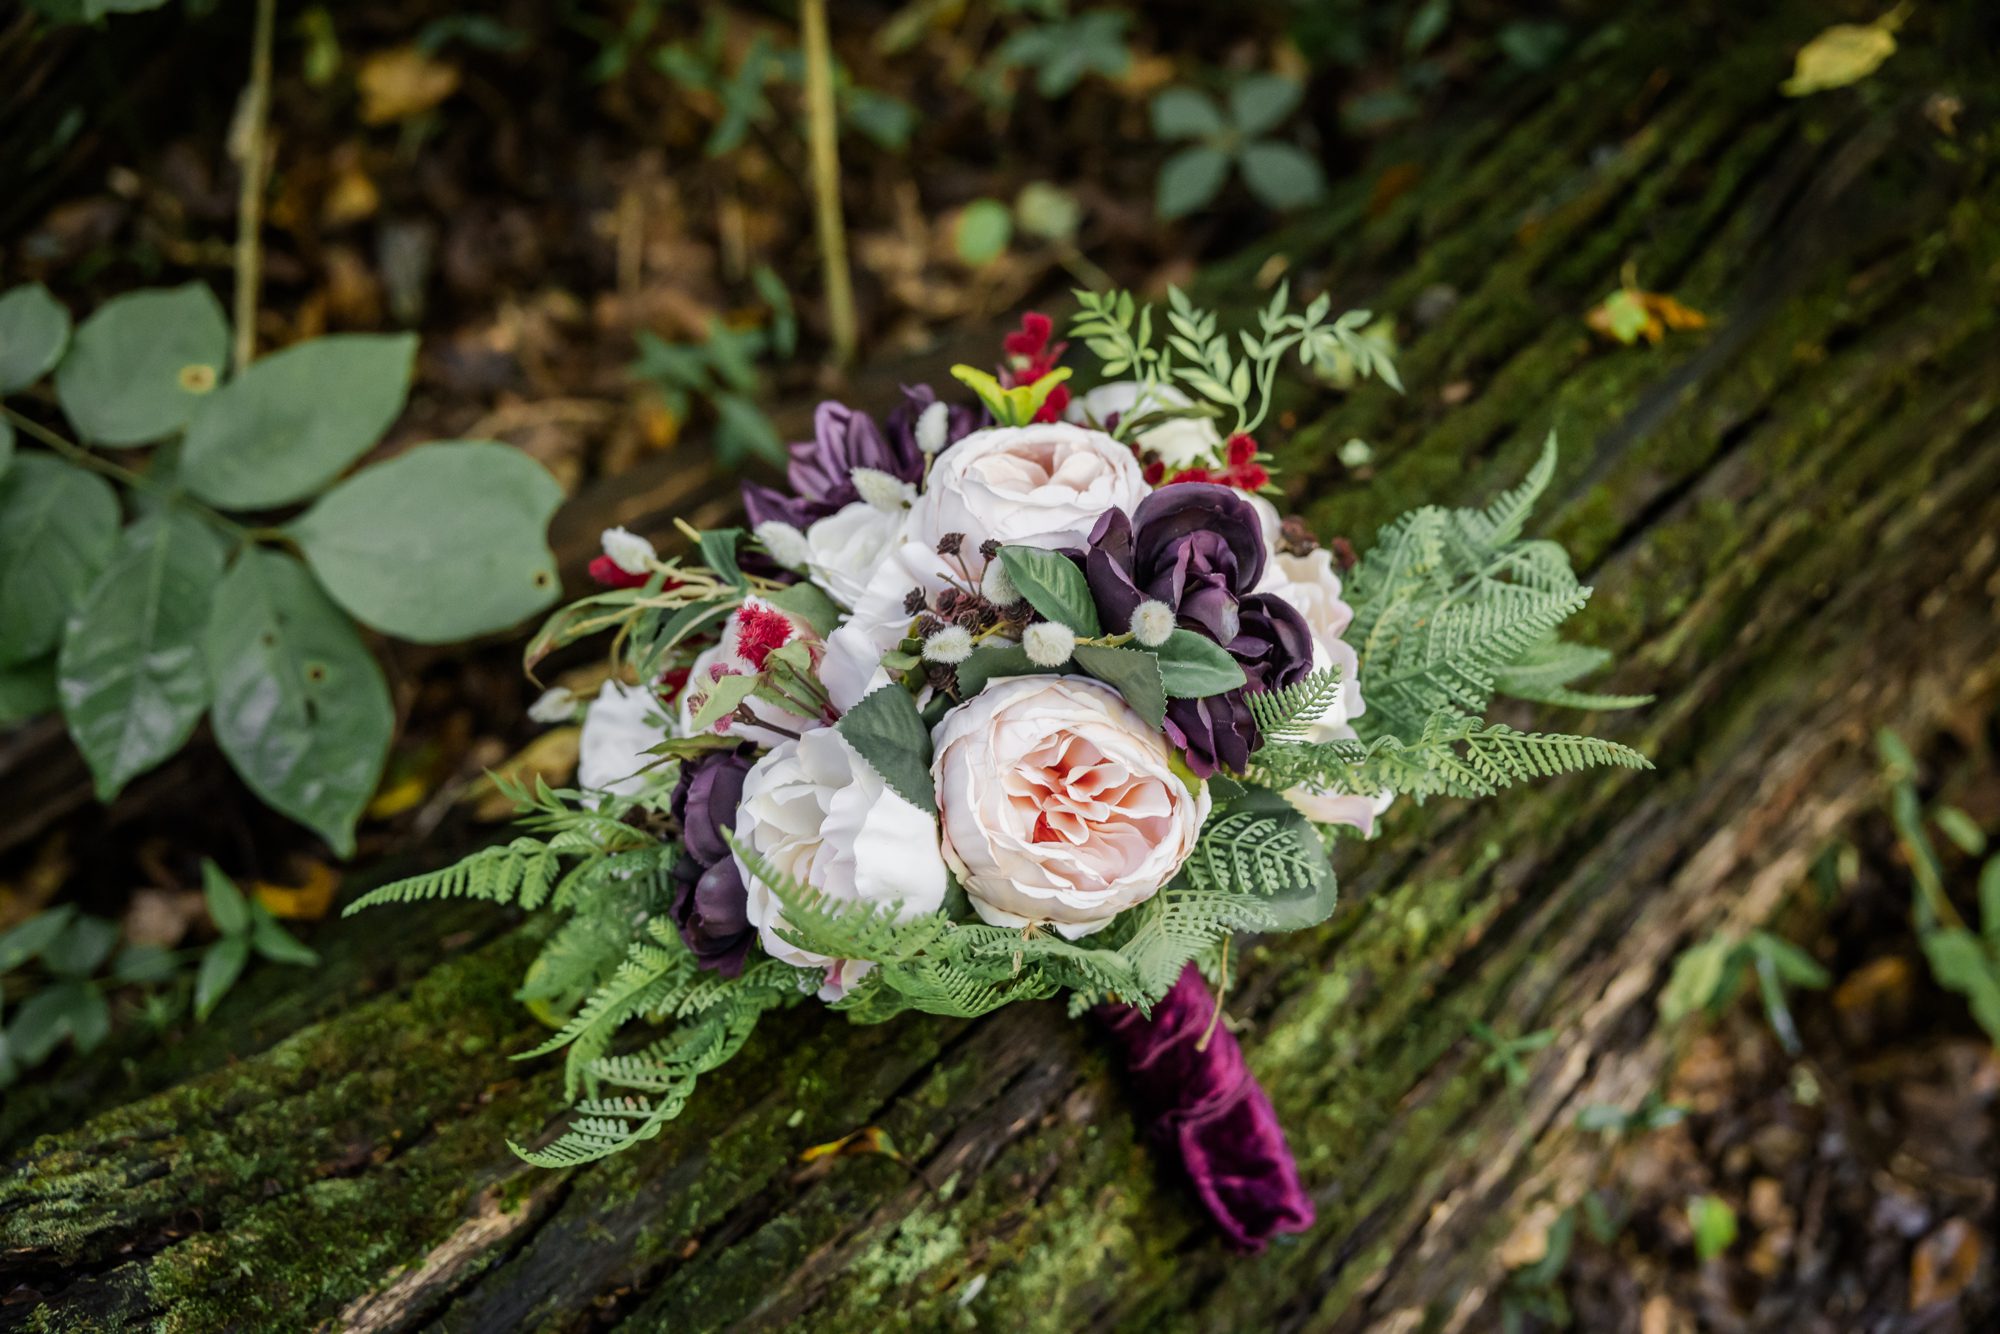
[{"x1": 356, "y1": 287, "x2": 1648, "y2": 1248}]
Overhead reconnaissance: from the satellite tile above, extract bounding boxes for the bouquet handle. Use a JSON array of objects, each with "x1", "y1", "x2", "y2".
[{"x1": 1094, "y1": 963, "x2": 1315, "y2": 1252}]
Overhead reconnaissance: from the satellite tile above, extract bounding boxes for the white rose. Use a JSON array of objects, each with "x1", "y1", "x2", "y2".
[
  {"x1": 931, "y1": 675, "x2": 1210, "y2": 938},
  {"x1": 908, "y1": 423, "x2": 1148, "y2": 563},
  {"x1": 1071, "y1": 380, "x2": 1222, "y2": 471},
  {"x1": 804, "y1": 500, "x2": 907, "y2": 610},
  {"x1": 577, "y1": 680, "x2": 669, "y2": 796},
  {"x1": 816, "y1": 538, "x2": 957, "y2": 713},
  {"x1": 599, "y1": 526, "x2": 657, "y2": 575},
  {"x1": 734, "y1": 728, "x2": 948, "y2": 1000}
]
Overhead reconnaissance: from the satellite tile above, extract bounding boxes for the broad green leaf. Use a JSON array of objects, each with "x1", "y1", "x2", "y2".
[
  {"x1": 836, "y1": 684, "x2": 936, "y2": 814},
  {"x1": 0, "y1": 283, "x2": 71, "y2": 394},
  {"x1": 1921, "y1": 927, "x2": 2000, "y2": 1044},
  {"x1": 713, "y1": 392, "x2": 786, "y2": 467},
  {"x1": 180, "y1": 333, "x2": 418, "y2": 508},
  {"x1": 194, "y1": 936, "x2": 250, "y2": 1021},
  {"x1": 1659, "y1": 936, "x2": 1732, "y2": 1024},
  {"x1": 1228, "y1": 74, "x2": 1302, "y2": 137},
  {"x1": 112, "y1": 943, "x2": 179, "y2": 985},
  {"x1": 955, "y1": 644, "x2": 1036, "y2": 698},
  {"x1": 40, "y1": 914, "x2": 118, "y2": 978},
  {"x1": 205, "y1": 549, "x2": 394, "y2": 855},
  {"x1": 54, "y1": 284, "x2": 229, "y2": 446},
  {"x1": 1072, "y1": 643, "x2": 1166, "y2": 730},
  {"x1": 1934, "y1": 805, "x2": 1987, "y2": 857},
  {"x1": 1154, "y1": 629, "x2": 1246, "y2": 698},
  {"x1": 1156, "y1": 145, "x2": 1230, "y2": 220},
  {"x1": 1150, "y1": 86, "x2": 1225, "y2": 140},
  {"x1": 997, "y1": 546, "x2": 1100, "y2": 636},
  {"x1": 249, "y1": 905, "x2": 320, "y2": 966},
  {"x1": 764, "y1": 581, "x2": 840, "y2": 637},
  {"x1": 0, "y1": 453, "x2": 121, "y2": 667},
  {"x1": 688, "y1": 670, "x2": 757, "y2": 732},
  {"x1": 6, "y1": 982, "x2": 99, "y2": 1067},
  {"x1": 57, "y1": 511, "x2": 224, "y2": 798},
  {"x1": 1238, "y1": 141, "x2": 1326, "y2": 211},
  {"x1": 0, "y1": 656, "x2": 57, "y2": 725},
  {"x1": 289, "y1": 440, "x2": 563, "y2": 643},
  {"x1": 1746, "y1": 930, "x2": 1829, "y2": 989},
  {"x1": 697, "y1": 527, "x2": 745, "y2": 587},
  {"x1": 1689, "y1": 1195, "x2": 1737, "y2": 1260},
  {"x1": 0, "y1": 906, "x2": 77, "y2": 972}
]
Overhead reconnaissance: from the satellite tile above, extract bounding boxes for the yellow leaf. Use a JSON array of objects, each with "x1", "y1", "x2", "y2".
[
  {"x1": 253, "y1": 861, "x2": 341, "y2": 920},
  {"x1": 357, "y1": 47, "x2": 461, "y2": 126},
  {"x1": 366, "y1": 771, "x2": 431, "y2": 820},
  {"x1": 462, "y1": 726, "x2": 582, "y2": 823},
  {"x1": 1781, "y1": 7, "x2": 1906, "y2": 97}
]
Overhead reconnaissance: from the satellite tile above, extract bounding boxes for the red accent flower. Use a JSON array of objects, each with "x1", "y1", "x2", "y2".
[
  {"x1": 1163, "y1": 466, "x2": 1215, "y2": 486},
  {"x1": 1224, "y1": 433, "x2": 1259, "y2": 468},
  {"x1": 588, "y1": 555, "x2": 649, "y2": 589},
  {"x1": 1036, "y1": 383, "x2": 1071, "y2": 423},
  {"x1": 1142, "y1": 459, "x2": 1166, "y2": 486},
  {"x1": 999, "y1": 311, "x2": 1071, "y2": 422},
  {"x1": 731, "y1": 603, "x2": 795, "y2": 671},
  {"x1": 657, "y1": 666, "x2": 693, "y2": 705}
]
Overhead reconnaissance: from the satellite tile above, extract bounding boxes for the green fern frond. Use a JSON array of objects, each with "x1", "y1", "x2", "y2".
[
  {"x1": 344, "y1": 837, "x2": 563, "y2": 914},
  {"x1": 1247, "y1": 669, "x2": 1344, "y2": 743}
]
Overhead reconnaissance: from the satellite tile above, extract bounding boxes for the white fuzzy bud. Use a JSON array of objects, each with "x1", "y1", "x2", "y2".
[
  {"x1": 600, "y1": 526, "x2": 657, "y2": 576},
  {"x1": 851, "y1": 466, "x2": 915, "y2": 512},
  {"x1": 914, "y1": 401, "x2": 950, "y2": 455},
  {"x1": 979, "y1": 558, "x2": 1021, "y2": 607},
  {"x1": 1022, "y1": 621, "x2": 1076, "y2": 668},
  {"x1": 527, "y1": 686, "x2": 577, "y2": 723},
  {"x1": 1130, "y1": 599, "x2": 1176, "y2": 648},
  {"x1": 752, "y1": 520, "x2": 811, "y2": 570},
  {"x1": 922, "y1": 625, "x2": 974, "y2": 665}
]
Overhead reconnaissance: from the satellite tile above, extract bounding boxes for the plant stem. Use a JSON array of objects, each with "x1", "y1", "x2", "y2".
[
  {"x1": 799, "y1": 0, "x2": 856, "y2": 367},
  {"x1": 2, "y1": 406, "x2": 253, "y2": 543},
  {"x1": 232, "y1": 0, "x2": 278, "y2": 372}
]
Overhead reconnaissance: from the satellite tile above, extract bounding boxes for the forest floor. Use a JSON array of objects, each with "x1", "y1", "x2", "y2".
[{"x1": 2, "y1": 3, "x2": 1996, "y2": 1329}]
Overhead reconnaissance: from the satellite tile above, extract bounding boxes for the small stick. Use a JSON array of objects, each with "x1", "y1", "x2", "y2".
[
  {"x1": 799, "y1": 0, "x2": 855, "y2": 367},
  {"x1": 231, "y1": 0, "x2": 278, "y2": 372}
]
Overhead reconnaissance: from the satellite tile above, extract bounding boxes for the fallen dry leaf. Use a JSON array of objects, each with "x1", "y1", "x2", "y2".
[
  {"x1": 463, "y1": 726, "x2": 582, "y2": 822},
  {"x1": 1909, "y1": 1216, "x2": 1981, "y2": 1309},
  {"x1": 1496, "y1": 1199, "x2": 1566, "y2": 1269},
  {"x1": 357, "y1": 47, "x2": 461, "y2": 126},
  {"x1": 1587, "y1": 285, "x2": 1708, "y2": 346},
  {"x1": 254, "y1": 861, "x2": 341, "y2": 921},
  {"x1": 1781, "y1": 7, "x2": 1906, "y2": 98}
]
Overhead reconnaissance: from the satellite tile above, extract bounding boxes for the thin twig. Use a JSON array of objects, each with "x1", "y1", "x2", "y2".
[
  {"x1": 799, "y1": 0, "x2": 855, "y2": 366},
  {"x1": 231, "y1": 0, "x2": 278, "y2": 372},
  {"x1": 2, "y1": 405, "x2": 251, "y2": 542}
]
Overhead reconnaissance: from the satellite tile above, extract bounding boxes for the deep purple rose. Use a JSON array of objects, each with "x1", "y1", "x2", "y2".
[
  {"x1": 1163, "y1": 596, "x2": 1311, "y2": 777},
  {"x1": 1084, "y1": 484, "x2": 1267, "y2": 644},
  {"x1": 669, "y1": 745, "x2": 758, "y2": 975},
  {"x1": 742, "y1": 387, "x2": 983, "y2": 531}
]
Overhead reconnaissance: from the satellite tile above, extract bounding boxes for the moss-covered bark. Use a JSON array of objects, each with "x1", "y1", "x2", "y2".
[{"x1": 7, "y1": 3, "x2": 2000, "y2": 1329}]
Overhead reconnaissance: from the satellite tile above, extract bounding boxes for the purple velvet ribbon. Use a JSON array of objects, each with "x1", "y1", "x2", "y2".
[{"x1": 1095, "y1": 963, "x2": 1314, "y2": 1251}]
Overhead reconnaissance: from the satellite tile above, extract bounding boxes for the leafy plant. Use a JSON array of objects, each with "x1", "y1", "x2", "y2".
[
  {"x1": 1470, "y1": 1019, "x2": 1556, "y2": 1090},
  {"x1": 1658, "y1": 929, "x2": 1829, "y2": 1054},
  {"x1": 0, "y1": 282, "x2": 564, "y2": 853},
  {"x1": 1879, "y1": 728, "x2": 2000, "y2": 1044},
  {"x1": 1688, "y1": 1193, "x2": 1738, "y2": 1260},
  {"x1": 629, "y1": 292, "x2": 794, "y2": 469},
  {"x1": 194, "y1": 860, "x2": 318, "y2": 1019},
  {"x1": 1150, "y1": 75, "x2": 1326, "y2": 218},
  {"x1": 987, "y1": 9, "x2": 1132, "y2": 99}
]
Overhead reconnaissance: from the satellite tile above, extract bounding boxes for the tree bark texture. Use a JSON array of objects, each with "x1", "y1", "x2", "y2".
[{"x1": 6, "y1": 3, "x2": 2000, "y2": 1330}]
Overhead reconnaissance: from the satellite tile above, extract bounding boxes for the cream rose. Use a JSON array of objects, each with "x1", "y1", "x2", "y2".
[
  {"x1": 804, "y1": 499, "x2": 907, "y2": 610},
  {"x1": 577, "y1": 680, "x2": 669, "y2": 797},
  {"x1": 1070, "y1": 380, "x2": 1222, "y2": 471},
  {"x1": 734, "y1": 727, "x2": 947, "y2": 1000},
  {"x1": 908, "y1": 423, "x2": 1148, "y2": 562},
  {"x1": 931, "y1": 675, "x2": 1210, "y2": 937}
]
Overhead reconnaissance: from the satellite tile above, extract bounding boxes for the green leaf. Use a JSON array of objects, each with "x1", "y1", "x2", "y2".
[
  {"x1": 0, "y1": 453, "x2": 121, "y2": 667},
  {"x1": 953, "y1": 199, "x2": 1013, "y2": 267},
  {"x1": 764, "y1": 581, "x2": 840, "y2": 637},
  {"x1": 713, "y1": 393, "x2": 786, "y2": 467},
  {"x1": 57, "y1": 511, "x2": 225, "y2": 798},
  {"x1": 0, "y1": 416, "x2": 12, "y2": 479},
  {"x1": 688, "y1": 670, "x2": 757, "y2": 732},
  {"x1": 1185, "y1": 786, "x2": 1338, "y2": 930},
  {"x1": 1157, "y1": 145, "x2": 1230, "y2": 219},
  {"x1": 205, "y1": 549, "x2": 394, "y2": 855},
  {"x1": 201, "y1": 858, "x2": 251, "y2": 935},
  {"x1": 0, "y1": 283, "x2": 70, "y2": 394},
  {"x1": 180, "y1": 333, "x2": 418, "y2": 508},
  {"x1": 1154, "y1": 629, "x2": 1246, "y2": 698},
  {"x1": 697, "y1": 527, "x2": 746, "y2": 587},
  {"x1": 1920, "y1": 927, "x2": 2000, "y2": 1043},
  {"x1": 0, "y1": 656, "x2": 57, "y2": 725},
  {"x1": 7, "y1": 982, "x2": 101, "y2": 1067},
  {"x1": 1981, "y1": 856, "x2": 2000, "y2": 952},
  {"x1": 997, "y1": 546, "x2": 1100, "y2": 636},
  {"x1": 289, "y1": 440, "x2": 563, "y2": 643},
  {"x1": 1746, "y1": 931, "x2": 1829, "y2": 989},
  {"x1": 249, "y1": 905, "x2": 320, "y2": 966},
  {"x1": 1689, "y1": 1194, "x2": 1737, "y2": 1260},
  {"x1": 836, "y1": 684, "x2": 937, "y2": 815},
  {"x1": 1934, "y1": 805, "x2": 1987, "y2": 857},
  {"x1": 40, "y1": 914, "x2": 118, "y2": 977},
  {"x1": 54, "y1": 284, "x2": 229, "y2": 446},
  {"x1": 112, "y1": 943, "x2": 179, "y2": 985},
  {"x1": 1659, "y1": 936, "x2": 1733, "y2": 1024},
  {"x1": 0, "y1": 906, "x2": 77, "y2": 972},
  {"x1": 955, "y1": 644, "x2": 1037, "y2": 698},
  {"x1": 194, "y1": 935, "x2": 250, "y2": 1020},
  {"x1": 1228, "y1": 74, "x2": 1302, "y2": 137},
  {"x1": 1072, "y1": 643, "x2": 1166, "y2": 730},
  {"x1": 1238, "y1": 141, "x2": 1326, "y2": 211},
  {"x1": 1150, "y1": 86, "x2": 1225, "y2": 139}
]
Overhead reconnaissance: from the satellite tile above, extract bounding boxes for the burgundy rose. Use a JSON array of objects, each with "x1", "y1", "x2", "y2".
[
  {"x1": 669, "y1": 745, "x2": 758, "y2": 975},
  {"x1": 1163, "y1": 597, "x2": 1312, "y2": 778},
  {"x1": 1084, "y1": 484, "x2": 1267, "y2": 644}
]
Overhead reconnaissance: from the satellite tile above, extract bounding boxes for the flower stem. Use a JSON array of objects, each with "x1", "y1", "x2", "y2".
[
  {"x1": 231, "y1": 0, "x2": 277, "y2": 372},
  {"x1": 2, "y1": 406, "x2": 254, "y2": 544},
  {"x1": 799, "y1": 0, "x2": 856, "y2": 367}
]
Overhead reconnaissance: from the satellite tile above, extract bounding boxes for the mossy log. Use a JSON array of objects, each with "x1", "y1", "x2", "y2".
[{"x1": 8, "y1": 4, "x2": 2000, "y2": 1329}]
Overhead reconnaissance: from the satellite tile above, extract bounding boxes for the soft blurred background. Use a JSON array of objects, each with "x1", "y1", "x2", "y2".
[{"x1": 3, "y1": 2, "x2": 1999, "y2": 1330}]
